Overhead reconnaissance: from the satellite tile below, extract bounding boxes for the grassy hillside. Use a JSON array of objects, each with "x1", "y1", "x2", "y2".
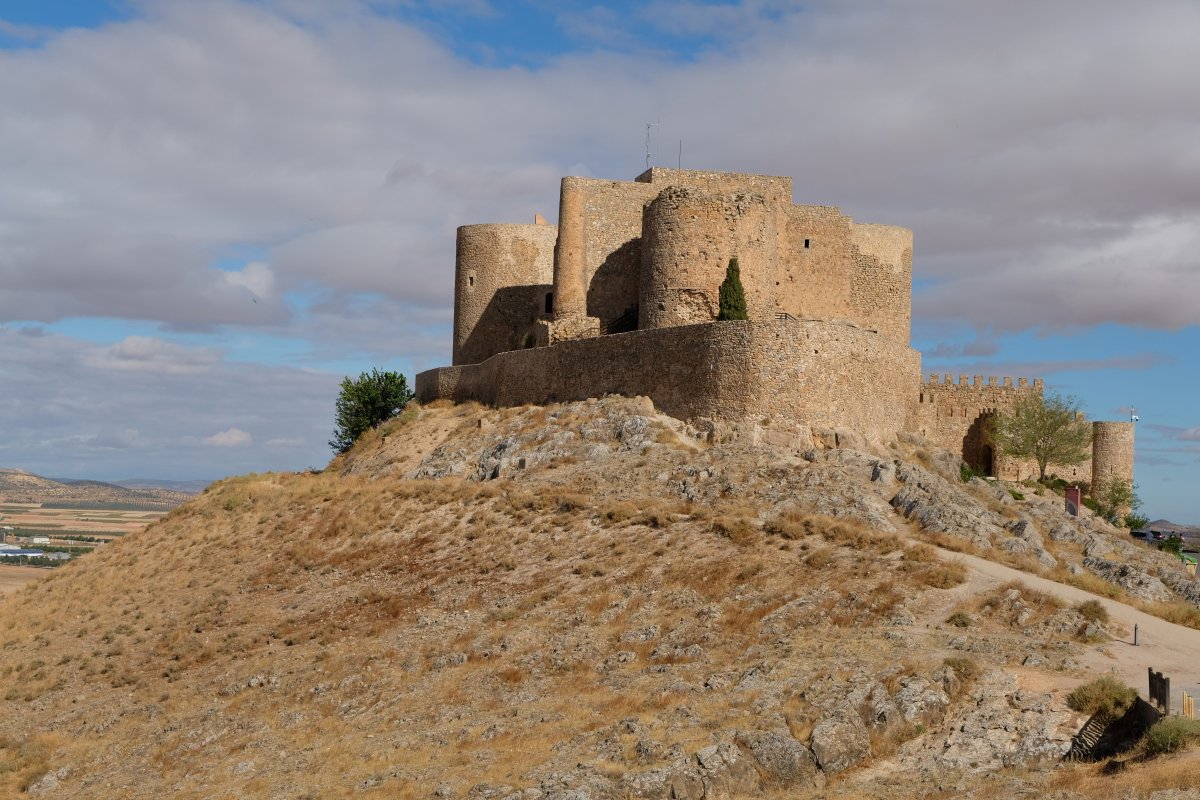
[{"x1": 1, "y1": 398, "x2": 1197, "y2": 798}]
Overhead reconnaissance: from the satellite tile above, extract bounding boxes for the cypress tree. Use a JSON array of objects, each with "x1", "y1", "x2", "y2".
[{"x1": 717, "y1": 257, "x2": 748, "y2": 320}]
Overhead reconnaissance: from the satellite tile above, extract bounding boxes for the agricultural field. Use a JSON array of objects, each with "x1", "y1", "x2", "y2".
[
  {"x1": 0, "y1": 564, "x2": 41, "y2": 594},
  {"x1": 0, "y1": 503, "x2": 165, "y2": 543},
  {"x1": 0, "y1": 503, "x2": 177, "y2": 581}
]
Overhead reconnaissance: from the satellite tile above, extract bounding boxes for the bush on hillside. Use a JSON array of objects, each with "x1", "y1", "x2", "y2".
[
  {"x1": 329, "y1": 369, "x2": 414, "y2": 454},
  {"x1": 1066, "y1": 676, "x2": 1137, "y2": 722},
  {"x1": 1074, "y1": 599, "x2": 1109, "y2": 624},
  {"x1": 1143, "y1": 717, "x2": 1200, "y2": 756}
]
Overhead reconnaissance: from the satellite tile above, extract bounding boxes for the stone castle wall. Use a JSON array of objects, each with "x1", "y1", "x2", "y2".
[
  {"x1": 779, "y1": 205, "x2": 853, "y2": 322},
  {"x1": 418, "y1": 319, "x2": 920, "y2": 442},
  {"x1": 912, "y1": 374, "x2": 1042, "y2": 476},
  {"x1": 850, "y1": 223, "x2": 912, "y2": 344},
  {"x1": 453, "y1": 223, "x2": 557, "y2": 366}
]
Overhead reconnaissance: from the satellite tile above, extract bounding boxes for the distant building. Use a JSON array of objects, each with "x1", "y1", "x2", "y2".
[{"x1": 0, "y1": 549, "x2": 45, "y2": 558}]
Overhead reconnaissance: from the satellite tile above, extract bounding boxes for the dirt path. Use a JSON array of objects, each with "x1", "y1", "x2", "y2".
[{"x1": 940, "y1": 547, "x2": 1200, "y2": 703}]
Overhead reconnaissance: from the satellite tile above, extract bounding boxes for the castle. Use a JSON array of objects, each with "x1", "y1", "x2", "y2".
[{"x1": 416, "y1": 167, "x2": 1133, "y2": 491}]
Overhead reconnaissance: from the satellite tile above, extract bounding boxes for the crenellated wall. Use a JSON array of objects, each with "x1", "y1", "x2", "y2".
[
  {"x1": 911, "y1": 373, "x2": 1043, "y2": 475},
  {"x1": 453, "y1": 223, "x2": 557, "y2": 366}
]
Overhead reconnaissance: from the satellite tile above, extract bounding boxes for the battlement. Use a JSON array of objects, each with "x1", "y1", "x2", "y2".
[{"x1": 919, "y1": 373, "x2": 1043, "y2": 395}]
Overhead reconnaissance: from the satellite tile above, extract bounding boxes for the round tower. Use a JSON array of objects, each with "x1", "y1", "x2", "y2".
[
  {"x1": 1091, "y1": 421, "x2": 1135, "y2": 494},
  {"x1": 453, "y1": 223, "x2": 557, "y2": 365},
  {"x1": 639, "y1": 186, "x2": 779, "y2": 330}
]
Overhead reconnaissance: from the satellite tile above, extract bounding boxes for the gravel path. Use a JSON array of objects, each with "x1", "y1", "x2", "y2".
[{"x1": 943, "y1": 547, "x2": 1200, "y2": 706}]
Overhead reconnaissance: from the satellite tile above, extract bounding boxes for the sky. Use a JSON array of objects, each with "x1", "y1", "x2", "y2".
[{"x1": 1, "y1": 0, "x2": 1198, "y2": 522}]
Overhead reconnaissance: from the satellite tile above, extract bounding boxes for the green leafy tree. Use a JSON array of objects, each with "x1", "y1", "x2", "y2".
[
  {"x1": 1093, "y1": 477, "x2": 1143, "y2": 528},
  {"x1": 330, "y1": 369, "x2": 414, "y2": 454},
  {"x1": 1160, "y1": 535, "x2": 1184, "y2": 558},
  {"x1": 989, "y1": 392, "x2": 1091, "y2": 482},
  {"x1": 717, "y1": 257, "x2": 748, "y2": 321}
]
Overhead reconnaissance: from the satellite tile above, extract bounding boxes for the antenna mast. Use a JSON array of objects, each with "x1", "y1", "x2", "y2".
[{"x1": 644, "y1": 120, "x2": 660, "y2": 170}]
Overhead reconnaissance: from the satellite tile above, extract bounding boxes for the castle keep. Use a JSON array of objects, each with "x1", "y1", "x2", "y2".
[{"x1": 417, "y1": 167, "x2": 1133, "y2": 488}]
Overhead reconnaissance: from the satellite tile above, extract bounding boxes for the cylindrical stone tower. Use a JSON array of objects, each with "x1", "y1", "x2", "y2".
[
  {"x1": 551, "y1": 176, "x2": 587, "y2": 322},
  {"x1": 453, "y1": 223, "x2": 557, "y2": 365},
  {"x1": 1091, "y1": 421, "x2": 1135, "y2": 495},
  {"x1": 639, "y1": 186, "x2": 779, "y2": 330}
]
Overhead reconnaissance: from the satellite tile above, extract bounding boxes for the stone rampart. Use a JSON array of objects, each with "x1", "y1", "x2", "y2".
[
  {"x1": 417, "y1": 320, "x2": 920, "y2": 441},
  {"x1": 636, "y1": 167, "x2": 794, "y2": 204}
]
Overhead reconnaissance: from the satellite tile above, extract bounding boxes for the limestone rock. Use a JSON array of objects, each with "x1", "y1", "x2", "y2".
[
  {"x1": 1084, "y1": 557, "x2": 1174, "y2": 602},
  {"x1": 733, "y1": 729, "x2": 820, "y2": 787},
  {"x1": 810, "y1": 715, "x2": 871, "y2": 775},
  {"x1": 904, "y1": 670, "x2": 1078, "y2": 771},
  {"x1": 892, "y1": 676, "x2": 950, "y2": 722},
  {"x1": 693, "y1": 742, "x2": 758, "y2": 798}
]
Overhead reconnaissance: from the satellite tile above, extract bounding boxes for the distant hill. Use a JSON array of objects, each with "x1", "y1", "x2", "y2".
[
  {"x1": 0, "y1": 467, "x2": 192, "y2": 506},
  {"x1": 1145, "y1": 519, "x2": 1200, "y2": 535},
  {"x1": 114, "y1": 478, "x2": 211, "y2": 495}
]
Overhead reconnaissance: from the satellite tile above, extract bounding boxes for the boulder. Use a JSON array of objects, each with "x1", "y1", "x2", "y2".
[
  {"x1": 810, "y1": 715, "x2": 871, "y2": 775},
  {"x1": 734, "y1": 729, "x2": 820, "y2": 787}
]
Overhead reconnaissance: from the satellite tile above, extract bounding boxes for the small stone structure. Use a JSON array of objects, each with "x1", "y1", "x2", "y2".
[{"x1": 418, "y1": 167, "x2": 1133, "y2": 487}]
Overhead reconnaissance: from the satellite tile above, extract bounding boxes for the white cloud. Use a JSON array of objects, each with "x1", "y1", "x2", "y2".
[
  {"x1": 221, "y1": 261, "x2": 275, "y2": 301},
  {"x1": 204, "y1": 428, "x2": 253, "y2": 447},
  {"x1": 266, "y1": 436, "x2": 306, "y2": 447},
  {"x1": 85, "y1": 336, "x2": 221, "y2": 375}
]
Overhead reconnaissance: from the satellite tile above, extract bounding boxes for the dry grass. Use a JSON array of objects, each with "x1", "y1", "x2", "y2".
[{"x1": 0, "y1": 398, "x2": 1132, "y2": 799}]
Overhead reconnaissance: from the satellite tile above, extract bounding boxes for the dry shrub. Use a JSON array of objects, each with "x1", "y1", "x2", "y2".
[
  {"x1": 1059, "y1": 569, "x2": 1123, "y2": 599},
  {"x1": 914, "y1": 560, "x2": 968, "y2": 589},
  {"x1": 1066, "y1": 676, "x2": 1136, "y2": 722},
  {"x1": 1074, "y1": 599, "x2": 1109, "y2": 624},
  {"x1": 763, "y1": 508, "x2": 808, "y2": 540},
  {"x1": 766, "y1": 512, "x2": 893, "y2": 552},
  {"x1": 805, "y1": 547, "x2": 835, "y2": 568},
  {"x1": 711, "y1": 515, "x2": 757, "y2": 546},
  {"x1": 942, "y1": 656, "x2": 981, "y2": 699}
]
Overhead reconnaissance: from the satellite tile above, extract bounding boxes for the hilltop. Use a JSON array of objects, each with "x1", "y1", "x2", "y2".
[
  {"x1": 0, "y1": 468, "x2": 192, "y2": 506},
  {"x1": 1, "y1": 397, "x2": 1198, "y2": 799}
]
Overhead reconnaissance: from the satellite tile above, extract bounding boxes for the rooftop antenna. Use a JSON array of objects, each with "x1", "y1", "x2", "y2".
[
  {"x1": 644, "y1": 119, "x2": 660, "y2": 170},
  {"x1": 1130, "y1": 405, "x2": 1140, "y2": 423},
  {"x1": 678, "y1": 139, "x2": 682, "y2": 170}
]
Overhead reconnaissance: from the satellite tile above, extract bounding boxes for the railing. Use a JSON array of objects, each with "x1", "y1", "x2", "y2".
[
  {"x1": 600, "y1": 306, "x2": 639, "y2": 336},
  {"x1": 775, "y1": 312, "x2": 796, "y2": 321}
]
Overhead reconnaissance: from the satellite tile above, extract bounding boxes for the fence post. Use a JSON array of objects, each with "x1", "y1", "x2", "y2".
[{"x1": 1134, "y1": 623, "x2": 1139, "y2": 646}]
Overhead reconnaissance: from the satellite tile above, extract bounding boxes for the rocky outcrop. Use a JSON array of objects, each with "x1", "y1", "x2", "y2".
[
  {"x1": 902, "y1": 670, "x2": 1081, "y2": 772},
  {"x1": 1083, "y1": 557, "x2": 1174, "y2": 603},
  {"x1": 811, "y1": 715, "x2": 871, "y2": 775}
]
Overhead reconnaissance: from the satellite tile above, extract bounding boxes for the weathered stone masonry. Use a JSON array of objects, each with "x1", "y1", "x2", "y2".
[{"x1": 420, "y1": 167, "x2": 1133, "y2": 489}]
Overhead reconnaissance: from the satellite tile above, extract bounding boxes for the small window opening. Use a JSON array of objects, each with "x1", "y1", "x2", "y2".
[
  {"x1": 468, "y1": 275, "x2": 474, "y2": 287},
  {"x1": 545, "y1": 292, "x2": 554, "y2": 314},
  {"x1": 804, "y1": 238, "x2": 811, "y2": 249}
]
